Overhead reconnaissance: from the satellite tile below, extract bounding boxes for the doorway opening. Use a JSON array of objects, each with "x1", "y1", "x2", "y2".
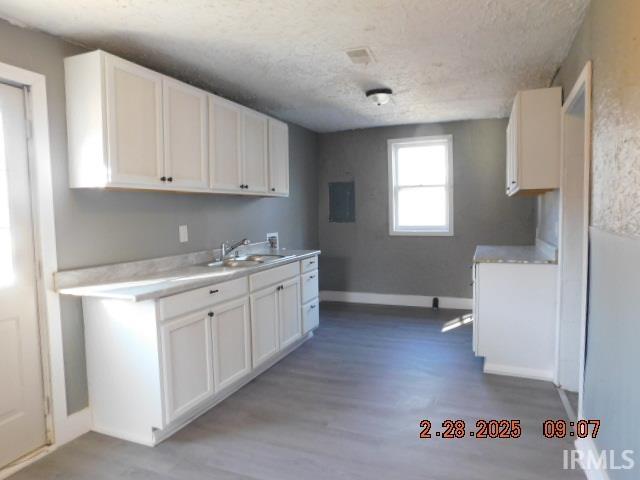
[{"x1": 555, "y1": 61, "x2": 592, "y2": 419}]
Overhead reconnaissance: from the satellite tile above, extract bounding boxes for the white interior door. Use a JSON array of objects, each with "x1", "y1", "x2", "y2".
[{"x1": 0, "y1": 83, "x2": 47, "y2": 468}]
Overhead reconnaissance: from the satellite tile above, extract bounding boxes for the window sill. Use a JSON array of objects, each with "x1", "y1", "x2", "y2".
[{"x1": 389, "y1": 229, "x2": 454, "y2": 237}]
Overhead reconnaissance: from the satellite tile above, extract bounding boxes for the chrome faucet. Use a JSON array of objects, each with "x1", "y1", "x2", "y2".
[{"x1": 220, "y1": 238, "x2": 250, "y2": 259}]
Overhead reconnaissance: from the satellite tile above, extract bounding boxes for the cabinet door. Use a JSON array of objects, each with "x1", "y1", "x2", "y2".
[
  {"x1": 105, "y1": 55, "x2": 165, "y2": 187},
  {"x1": 160, "y1": 311, "x2": 214, "y2": 423},
  {"x1": 278, "y1": 277, "x2": 301, "y2": 349},
  {"x1": 250, "y1": 286, "x2": 279, "y2": 368},
  {"x1": 209, "y1": 96, "x2": 243, "y2": 192},
  {"x1": 302, "y1": 298, "x2": 320, "y2": 334},
  {"x1": 268, "y1": 118, "x2": 289, "y2": 196},
  {"x1": 241, "y1": 110, "x2": 269, "y2": 193},
  {"x1": 163, "y1": 78, "x2": 208, "y2": 190},
  {"x1": 212, "y1": 297, "x2": 251, "y2": 391}
]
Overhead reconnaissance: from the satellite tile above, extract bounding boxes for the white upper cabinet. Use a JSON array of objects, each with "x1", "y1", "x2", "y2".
[
  {"x1": 65, "y1": 50, "x2": 288, "y2": 197},
  {"x1": 268, "y1": 118, "x2": 289, "y2": 196},
  {"x1": 241, "y1": 109, "x2": 269, "y2": 194},
  {"x1": 163, "y1": 78, "x2": 209, "y2": 190},
  {"x1": 65, "y1": 51, "x2": 165, "y2": 188},
  {"x1": 506, "y1": 87, "x2": 561, "y2": 196},
  {"x1": 250, "y1": 286, "x2": 280, "y2": 368},
  {"x1": 209, "y1": 95, "x2": 243, "y2": 193},
  {"x1": 106, "y1": 55, "x2": 165, "y2": 187}
]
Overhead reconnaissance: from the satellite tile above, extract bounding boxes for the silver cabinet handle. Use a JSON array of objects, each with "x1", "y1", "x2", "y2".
[{"x1": 310, "y1": 304, "x2": 316, "y2": 309}]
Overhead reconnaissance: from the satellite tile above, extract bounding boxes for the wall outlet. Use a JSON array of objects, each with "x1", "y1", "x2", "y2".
[
  {"x1": 266, "y1": 232, "x2": 279, "y2": 249},
  {"x1": 179, "y1": 225, "x2": 189, "y2": 243}
]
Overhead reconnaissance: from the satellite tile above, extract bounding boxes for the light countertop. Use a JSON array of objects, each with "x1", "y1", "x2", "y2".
[
  {"x1": 473, "y1": 245, "x2": 557, "y2": 264},
  {"x1": 56, "y1": 248, "x2": 320, "y2": 302}
]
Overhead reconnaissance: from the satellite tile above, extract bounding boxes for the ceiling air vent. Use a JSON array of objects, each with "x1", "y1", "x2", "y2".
[{"x1": 345, "y1": 47, "x2": 375, "y2": 65}]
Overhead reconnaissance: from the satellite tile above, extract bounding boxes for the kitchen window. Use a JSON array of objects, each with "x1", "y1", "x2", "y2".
[{"x1": 388, "y1": 135, "x2": 453, "y2": 236}]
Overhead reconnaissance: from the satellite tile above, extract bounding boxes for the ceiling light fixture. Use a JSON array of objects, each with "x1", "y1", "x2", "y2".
[{"x1": 366, "y1": 88, "x2": 393, "y2": 106}]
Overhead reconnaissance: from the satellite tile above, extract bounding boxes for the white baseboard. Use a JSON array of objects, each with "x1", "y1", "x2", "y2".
[
  {"x1": 56, "y1": 407, "x2": 91, "y2": 445},
  {"x1": 319, "y1": 290, "x2": 472, "y2": 310},
  {"x1": 575, "y1": 437, "x2": 611, "y2": 480},
  {"x1": 483, "y1": 362, "x2": 554, "y2": 382}
]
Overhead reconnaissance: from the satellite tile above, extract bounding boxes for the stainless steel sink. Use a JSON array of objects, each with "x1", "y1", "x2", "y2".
[
  {"x1": 244, "y1": 254, "x2": 287, "y2": 262},
  {"x1": 221, "y1": 259, "x2": 262, "y2": 268},
  {"x1": 204, "y1": 253, "x2": 291, "y2": 269}
]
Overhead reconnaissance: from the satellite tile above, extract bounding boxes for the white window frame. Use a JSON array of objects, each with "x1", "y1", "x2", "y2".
[{"x1": 388, "y1": 134, "x2": 454, "y2": 236}]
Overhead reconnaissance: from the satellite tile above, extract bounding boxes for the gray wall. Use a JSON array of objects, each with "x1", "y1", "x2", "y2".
[
  {"x1": 318, "y1": 120, "x2": 536, "y2": 298},
  {"x1": 0, "y1": 19, "x2": 319, "y2": 413},
  {"x1": 549, "y1": 1, "x2": 640, "y2": 475}
]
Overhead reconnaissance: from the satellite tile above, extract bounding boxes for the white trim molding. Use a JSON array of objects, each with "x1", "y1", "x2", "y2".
[
  {"x1": 483, "y1": 363, "x2": 554, "y2": 382},
  {"x1": 320, "y1": 290, "x2": 472, "y2": 310},
  {"x1": 0, "y1": 61, "x2": 90, "y2": 477},
  {"x1": 574, "y1": 437, "x2": 611, "y2": 480}
]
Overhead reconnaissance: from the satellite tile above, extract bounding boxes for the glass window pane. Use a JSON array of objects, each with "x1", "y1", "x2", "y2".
[
  {"x1": 396, "y1": 144, "x2": 446, "y2": 186},
  {"x1": 397, "y1": 186, "x2": 447, "y2": 228}
]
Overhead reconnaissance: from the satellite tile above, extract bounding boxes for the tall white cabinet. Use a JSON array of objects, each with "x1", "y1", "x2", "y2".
[{"x1": 65, "y1": 50, "x2": 289, "y2": 196}]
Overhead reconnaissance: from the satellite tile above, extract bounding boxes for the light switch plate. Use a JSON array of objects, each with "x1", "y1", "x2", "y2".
[{"x1": 179, "y1": 225, "x2": 189, "y2": 243}]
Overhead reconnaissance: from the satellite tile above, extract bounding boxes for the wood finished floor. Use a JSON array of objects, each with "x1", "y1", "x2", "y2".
[{"x1": 12, "y1": 303, "x2": 583, "y2": 480}]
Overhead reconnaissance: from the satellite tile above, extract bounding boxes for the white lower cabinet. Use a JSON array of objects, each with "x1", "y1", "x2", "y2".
[
  {"x1": 81, "y1": 257, "x2": 319, "y2": 446},
  {"x1": 279, "y1": 277, "x2": 301, "y2": 349},
  {"x1": 161, "y1": 310, "x2": 215, "y2": 423},
  {"x1": 212, "y1": 297, "x2": 251, "y2": 391},
  {"x1": 473, "y1": 262, "x2": 557, "y2": 381},
  {"x1": 302, "y1": 298, "x2": 320, "y2": 334},
  {"x1": 250, "y1": 286, "x2": 280, "y2": 368}
]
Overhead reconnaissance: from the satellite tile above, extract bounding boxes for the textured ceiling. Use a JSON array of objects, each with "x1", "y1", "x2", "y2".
[{"x1": 0, "y1": 0, "x2": 589, "y2": 132}]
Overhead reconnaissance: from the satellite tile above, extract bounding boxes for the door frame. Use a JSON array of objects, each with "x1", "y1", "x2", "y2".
[
  {"x1": 0, "y1": 61, "x2": 90, "y2": 477},
  {"x1": 553, "y1": 61, "x2": 592, "y2": 419}
]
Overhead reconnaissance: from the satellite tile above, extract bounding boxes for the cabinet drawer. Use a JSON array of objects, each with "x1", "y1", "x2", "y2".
[
  {"x1": 300, "y1": 256, "x2": 318, "y2": 273},
  {"x1": 302, "y1": 298, "x2": 319, "y2": 334},
  {"x1": 250, "y1": 262, "x2": 299, "y2": 292},
  {"x1": 160, "y1": 277, "x2": 248, "y2": 320},
  {"x1": 301, "y1": 270, "x2": 319, "y2": 304}
]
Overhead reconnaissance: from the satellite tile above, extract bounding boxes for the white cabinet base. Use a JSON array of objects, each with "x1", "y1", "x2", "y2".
[
  {"x1": 151, "y1": 330, "x2": 313, "y2": 446},
  {"x1": 473, "y1": 262, "x2": 557, "y2": 382}
]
